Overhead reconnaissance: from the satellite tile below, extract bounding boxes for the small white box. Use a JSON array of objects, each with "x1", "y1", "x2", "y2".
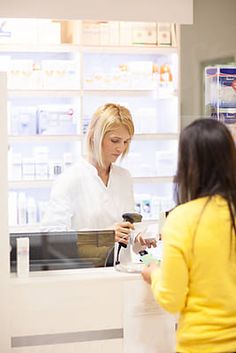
[
  {"x1": 132, "y1": 22, "x2": 157, "y2": 45},
  {"x1": 119, "y1": 22, "x2": 133, "y2": 46},
  {"x1": 22, "y1": 158, "x2": 35, "y2": 180},
  {"x1": 82, "y1": 21, "x2": 101, "y2": 45},
  {"x1": 17, "y1": 237, "x2": 29, "y2": 277},
  {"x1": 37, "y1": 20, "x2": 61, "y2": 44},
  {"x1": 157, "y1": 23, "x2": 171, "y2": 46}
]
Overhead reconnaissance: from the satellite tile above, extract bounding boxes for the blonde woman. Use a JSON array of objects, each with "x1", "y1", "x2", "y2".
[{"x1": 42, "y1": 103, "x2": 153, "y2": 263}]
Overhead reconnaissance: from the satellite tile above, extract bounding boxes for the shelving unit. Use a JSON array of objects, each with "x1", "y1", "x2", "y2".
[
  {"x1": 205, "y1": 65, "x2": 236, "y2": 141},
  {"x1": 2, "y1": 19, "x2": 180, "y2": 228},
  {"x1": 9, "y1": 176, "x2": 174, "y2": 189}
]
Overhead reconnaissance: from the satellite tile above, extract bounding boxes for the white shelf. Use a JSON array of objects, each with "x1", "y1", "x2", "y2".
[
  {"x1": 9, "y1": 134, "x2": 83, "y2": 143},
  {"x1": 132, "y1": 176, "x2": 173, "y2": 183},
  {"x1": 0, "y1": 43, "x2": 80, "y2": 53},
  {"x1": 8, "y1": 89, "x2": 177, "y2": 98},
  {"x1": 9, "y1": 176, "x2": 174, "y2": 189},
  {"x1": 133, "y1": 133, "x2": 178, "y2": 141},
  {"x1": 82, "y1": 89, "x2": 178, "y2": 98},
  {"x1": 9, "y1": 180, "x2": 53, "y2": 189},
  {"x1": 9, "y1": 133, "x2": 177, "y2": 143},
  {"x1": 9, "y1": 224, "x2": 41, "y2": 233},
  {"x1": 9, "y1": 217, "x2": 159, "y2": 232},
  {"x1": 0, "y1": 44, "x2": 177, "y2": 54},
  {"x1": 8, "y1": 89, "x2": 81, "y2": 97},
  {"x1": 82, "y1": 45, "x2": 177, "y2": 55}
]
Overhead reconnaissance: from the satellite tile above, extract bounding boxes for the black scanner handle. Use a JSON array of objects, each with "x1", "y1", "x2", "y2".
[
  {"x1": 119, "y1": 212, "x2": 143, "y2": 248},
  {"x1": 122, "y1": 212, "x2": 143, "y2": 224},
  {"x1": 115, "y1": 212, "x2": 143, "y2": 265}
]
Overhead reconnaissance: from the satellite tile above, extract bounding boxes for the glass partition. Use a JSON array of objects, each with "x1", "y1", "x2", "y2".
[{"x1": 10, "y1": 229, "x2": 115, "y2": 272}]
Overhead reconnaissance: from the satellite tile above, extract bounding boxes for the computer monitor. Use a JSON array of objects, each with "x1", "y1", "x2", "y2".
[{"x1": 10, "y1": 229, "x2": 115, "y2": 272}]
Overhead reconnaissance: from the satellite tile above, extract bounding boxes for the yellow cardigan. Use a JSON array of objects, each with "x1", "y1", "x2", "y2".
[{"x1": 151, "y1": 196, "x2": 236, "y2": 353}]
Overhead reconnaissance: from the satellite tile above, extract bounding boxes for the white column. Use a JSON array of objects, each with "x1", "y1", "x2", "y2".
[{"x1": 0, "y1": 72, "x2": 11, "y2": 352}]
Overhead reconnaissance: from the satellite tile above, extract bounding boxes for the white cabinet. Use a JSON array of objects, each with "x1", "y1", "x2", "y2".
[{"x1": 2, "y1": 19, "x2": 180, "y2": 228}]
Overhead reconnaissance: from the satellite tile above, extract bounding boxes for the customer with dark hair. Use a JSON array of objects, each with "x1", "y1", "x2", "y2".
[{"x1": 142, "y1": 118, "x2": 236, "y2": 353}]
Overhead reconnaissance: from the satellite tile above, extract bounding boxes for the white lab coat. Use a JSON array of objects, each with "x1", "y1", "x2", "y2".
[
  {"x1": 41, "y1": 158, "x2": 135, "y2": 231},
  {"x1": 41, "y1": 158, "x2": 154, "y2": 266}
]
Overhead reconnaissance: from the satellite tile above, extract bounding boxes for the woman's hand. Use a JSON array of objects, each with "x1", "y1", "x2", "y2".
[
  {"x1": 114, "y1": 221, "x2": 134, "y2": 245},
  {"x1": 141, "y1": 262, "x2": 159, "y2": 284},
  {"x1": 135, "y1": 233, "x2": 157, "y2": 248}
]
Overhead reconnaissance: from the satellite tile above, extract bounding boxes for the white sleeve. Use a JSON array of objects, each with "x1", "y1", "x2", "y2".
[
  {"x1": 40, "y1": 175, "x2": 73, "y2": 231},
  {"x1": 122, "y1": 168, "x2": 136, "y2": 213}
]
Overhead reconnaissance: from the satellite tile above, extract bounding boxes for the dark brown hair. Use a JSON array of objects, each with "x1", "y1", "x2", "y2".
[{"x1": 174, "y1": 118, "x2": 236, "y2": 234}]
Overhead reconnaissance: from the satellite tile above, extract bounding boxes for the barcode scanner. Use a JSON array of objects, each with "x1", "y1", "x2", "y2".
[
  {"x1": 115, "y1": 212, "x2": 142, "y2": 265},
  {"x1": 120, "y1": 212, "x2": 143, "y2": 248}
]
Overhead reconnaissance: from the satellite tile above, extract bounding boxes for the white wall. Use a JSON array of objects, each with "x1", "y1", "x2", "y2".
[
  {"x1": 180, "y1": 0, "x2": 236, "y2": 127},
  {"x1": 0, "y1": 0, "x2": 193, "y2": 23}
]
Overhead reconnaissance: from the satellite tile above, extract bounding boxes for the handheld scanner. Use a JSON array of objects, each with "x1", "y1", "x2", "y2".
[
  {"x1": 120, "y1": 212, "x2": 143, "y2": 248},
  {"x1": 122, "y1": 212, "x2": 142, "y2": 224}
]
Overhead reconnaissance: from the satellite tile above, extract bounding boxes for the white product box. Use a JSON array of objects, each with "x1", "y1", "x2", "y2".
[
  {"x1": 157, "y1": 23, "x2": 171, "y2": 46},
  {"x1": 27, "y1": 197, "x2": 38, "y2": 224},
  {"x1": 82, "y1": 21, "x2": 101, "y2": 45},
  {"x1": 119, "y1": 22, "x2": 133, "y2": 46},
  {"x1": 128, "y1": 61, "x2": 153, "y2": 74},
  {"x1": 37, "y1": 104, "x2": 78, "y2": 135},
  {"x1": 108, "y1": 21, "x2": 119, "y2": 45},
  {"x1": 16, "y1": 237, "x2": 29, "y2": 277},
  {"x1": 0, "y1": 19, "x2": 38, "y2": 44},
  {"x1": 49, "y1": 160, "x2": 63, "y2": 179},
  {"x1": 8, "y1": 192, "x2": 18, "y2": 226},
  {"x1": 38, "y1": 201, "x2": 48, "y2": 222},
  {"x1": 11, "y1": 153, "x2": 22, "y2": 180},
  {"x1": 22, "y1": 158, "x2": 35, "y2": 180},
  {"x1": 34, "y1": 147, "x2": 49, "y2": 180},
  {"x1": 0, "y1": 19, "x2": 12, "y2": 44},
  {"x1": 63, "y1": 152, "x2": 73, "y2": 169},
  {"x1": 37, "y1": 20, "x2": 61, "y2": 44},
  {"x1": 34, "y1": 157, "x2": 49, "y2": 180},
  {"x1": 8, "y1": 60, "x2": 34, "y2": 89},
  {"x1": 100, "y1": 22, "x2": 110, "y2": 45},
  {"x1": 42, "y1": 59, "x2": 80, "y2": 89},
  {"x1": 11, "y1": 106, "x2": 37, "y2": 135},
  {"x1": 17, "y1": 192, "x2": 27, "y2": 225},
  {"x1": 132, "y1": 22, "x2": 157, "y2": 45}
]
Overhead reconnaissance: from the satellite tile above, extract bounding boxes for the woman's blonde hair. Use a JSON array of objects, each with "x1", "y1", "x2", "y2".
[{"x1": 86, "y1": 103, "x2": 134, "y2": 168}]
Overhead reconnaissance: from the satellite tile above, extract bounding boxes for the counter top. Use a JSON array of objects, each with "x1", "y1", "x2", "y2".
[{"x1": 10, "y1": 266, "x2": 142, "y2": 284}]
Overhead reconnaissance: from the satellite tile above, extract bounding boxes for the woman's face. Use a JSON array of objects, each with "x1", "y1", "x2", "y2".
[{"x1": 102, "y1": 125, "x2": 131, "y2": 167}]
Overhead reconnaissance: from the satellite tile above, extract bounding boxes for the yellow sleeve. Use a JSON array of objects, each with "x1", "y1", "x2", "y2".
[{"x1": 151, "y1": 207, "x2": 191, "y2": 313}]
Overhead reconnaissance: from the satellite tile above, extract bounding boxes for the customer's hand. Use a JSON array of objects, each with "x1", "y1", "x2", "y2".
[
  {"x1": 114, "y1": 221, "x2": 134, "y2": 245},
  {"x1": 141, "y1": 262, "x2": 159, "y2": 284}
]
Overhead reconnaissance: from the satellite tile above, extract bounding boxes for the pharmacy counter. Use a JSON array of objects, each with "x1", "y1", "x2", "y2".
[{"x1": 9, "y1": 267, "x2": 176, "y2": 353}]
